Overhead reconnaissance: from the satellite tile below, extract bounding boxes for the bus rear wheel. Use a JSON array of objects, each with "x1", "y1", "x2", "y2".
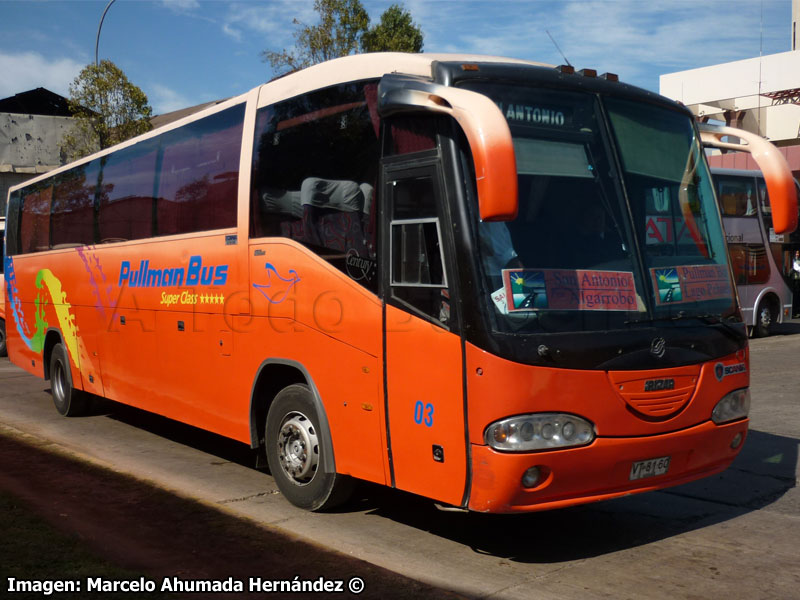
[
  {"x1": 50, "y1": 343, "x2": 88, "y2": 416},
  {"x1": 753, "y1": 298, "x2": 775, "y2": 338},
  {"x1": 0, "y1": 319, "x2": 6, "y2": 357},
  {"x1": 265, "y1": 384, "x2": 353, "y2": 511}
]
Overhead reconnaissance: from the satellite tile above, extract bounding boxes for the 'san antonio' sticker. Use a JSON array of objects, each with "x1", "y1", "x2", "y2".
[{"x1": 502, "y1": 269, "x2": 638, "y2": 312}]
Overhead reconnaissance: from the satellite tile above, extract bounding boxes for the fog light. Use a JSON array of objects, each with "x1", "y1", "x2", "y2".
[
  {"x1": 731, "y1": 432, "x2": 743, "y2": 449},
  {"x1": 521, "y1": 466, "x2": 541, "y2": 488}
]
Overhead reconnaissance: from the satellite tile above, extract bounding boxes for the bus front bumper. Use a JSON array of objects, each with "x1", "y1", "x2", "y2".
[{"x1": 468, "y1": 418, "x2": 747, "y2": 513}]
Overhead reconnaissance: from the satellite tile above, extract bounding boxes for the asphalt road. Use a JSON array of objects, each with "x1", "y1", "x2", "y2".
[{"x1": 0, "y1": 324, "x2": 798, "y2": 600}]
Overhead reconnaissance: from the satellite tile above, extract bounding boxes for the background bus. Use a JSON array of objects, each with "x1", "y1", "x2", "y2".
[
  {"x1": 712, "y1": 168, "x2": 800, "y2": 336},
  {"x1": 3, "y1": 53, "x2": 797, "y2": 513}
]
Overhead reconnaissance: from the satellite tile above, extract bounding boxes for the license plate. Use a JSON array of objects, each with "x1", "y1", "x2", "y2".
[{"x1": 629, "y1": 456, "x2": 671, "y2": 481}]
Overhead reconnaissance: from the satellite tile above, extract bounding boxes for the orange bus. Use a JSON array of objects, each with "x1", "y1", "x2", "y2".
[
  {"x1": 4, "y1": 54, "x2": 797, "y2": 512},
  {"x1": 1, "y1": 215, "x2": 5, "y2": 356}
]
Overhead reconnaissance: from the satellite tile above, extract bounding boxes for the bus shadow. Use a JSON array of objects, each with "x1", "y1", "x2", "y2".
[
  {"x1": 769, "y1": 320, "x2": 800, "y2": 336},
  {"x1": 86, "y1": 397, "x2": 261, "y2": 469},
  {"x1": 356, "y1": 428, "x2": 798, "y2": 563}
]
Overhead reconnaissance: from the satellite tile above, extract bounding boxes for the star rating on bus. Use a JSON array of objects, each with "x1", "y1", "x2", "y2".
[{"x1": 200, "y1": 292, "x2": 225, "y2": 305}]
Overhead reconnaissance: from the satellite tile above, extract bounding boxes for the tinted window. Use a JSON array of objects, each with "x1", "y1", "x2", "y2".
[
  {"x1": 19, "y1": 184, "x2": 52, "y2": 253},
  {"x1": 717, "y1": 175, "x2": 758, "y2": 217},
  {"x1": 98, "y1": 139, "x2": 158, "y2": 242},
  {"x1": 250, "y1": 81, "x2": 380, "y2": 292},
  {"x1": 385, "y1": 115, "x2": 437, "y2": 156},
  {"x1": 157, "y1": 105, "x2": 243, "y2": 236},
  {"x1": 728, "y1": 243, "x2": 770, "y2": 285},
  {"x1": 51, "y1": 161, "x2": 100, "y2": 248}
]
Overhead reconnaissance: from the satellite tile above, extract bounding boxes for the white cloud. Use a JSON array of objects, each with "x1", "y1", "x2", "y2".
[
  {"x1": 221, "y1": 1, "x2": 318, "y2": 44},
  {"x1": 160, "y1": 0, "x2": 201, "y2": 13},
  {"x1": 0, "y1": 51, "x2": 83, "y2": 99},
  {"x1": 148, "y1": 83, "x2": 196, "y2": 115}
]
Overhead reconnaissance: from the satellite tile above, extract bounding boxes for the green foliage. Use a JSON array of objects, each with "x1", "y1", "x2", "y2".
[
  {"x1": 62, "y1": 60, "x2": 152, "y2": 161},
  {"x1": 262, "y1": 0, "x2": 369, "y2": 74},
  {"x1": 263, "y1": 1, "x2": 423, "y2": 76},
  {"x1": 362, "y1": 4, "x2": 423, "y2": 53}
]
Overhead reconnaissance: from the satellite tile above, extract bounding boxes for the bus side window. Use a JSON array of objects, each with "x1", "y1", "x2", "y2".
[
  {"x1": 390, "y1": 175, "x2": 449, "y2": 325},
  {"x1": 50, "y1": 161, "x2": 99, "y2": 249},
  {"x1": 156, "y1": 105, "x2": 243, "y2": 236},
  {"x1": 250, "y1": 81, "x2": 380, "y2": 293},
  {"x1": 20, "y1": 184, "x2": 52, "y2": 253},
  {"x1": 98, "y1": 139, "x2": 158, "y2": 243}
]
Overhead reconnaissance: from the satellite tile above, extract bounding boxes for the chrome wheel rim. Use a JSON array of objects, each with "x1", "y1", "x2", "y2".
[
  {"x1": 759, "y1": 305, "x2": 772, "y2": 329},
  {"x1": 276, "y1": 412, "x2": 319, "y2": 485},
  {"x1": 52, "y1": 361, "x2": 66, "y2": 404}
]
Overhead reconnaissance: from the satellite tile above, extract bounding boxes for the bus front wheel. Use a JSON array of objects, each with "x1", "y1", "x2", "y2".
[
  {"x1": 50, "y1": 343, "x2": 88, "y2": 416},
  {"x1": 753, "y1": 298, "x2": 776, "y2": 338},
  {"x1": 265, "y1": 384, "x2": 353, "y2": 511}
]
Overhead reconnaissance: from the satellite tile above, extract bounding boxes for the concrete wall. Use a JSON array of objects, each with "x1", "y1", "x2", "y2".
[
  {"x1": 0, "y1": 112, "x2": 75, "y2": 169},
  {"x1": 660, "y1": 51, "x2": 800, "y2": 108},
  {"x1": 0, "y1": 112, "x2": 76, "y2": 205}
]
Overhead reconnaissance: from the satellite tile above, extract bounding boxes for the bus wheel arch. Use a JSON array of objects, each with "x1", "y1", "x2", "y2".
[
  {"x1": 249, "y1": 359, "x2": 353, "y2": 511},
  {"x1": 753, "y1": 293, "x2": 779, "y2": 338}
]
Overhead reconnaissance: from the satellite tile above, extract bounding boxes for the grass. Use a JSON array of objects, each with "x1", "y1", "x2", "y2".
[{"x1": 0, "y1": 491, "x2": 174, "y2": 600}]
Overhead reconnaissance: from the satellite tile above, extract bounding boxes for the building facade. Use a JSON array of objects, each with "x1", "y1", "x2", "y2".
[
  {"x1": 0, "y1": 88, "x2": 77, "y2": 205},
  {"x1": 660, "y1": 0, "x2": 800, "y2": 174}
]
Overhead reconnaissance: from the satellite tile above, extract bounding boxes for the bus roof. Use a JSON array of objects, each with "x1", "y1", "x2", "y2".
[
  {"x1": 255, "y1": 52, "x2": 552, "y2": 109},
  {"x1": 7, "y1": 53, "x2": 554, "y2": 196}
]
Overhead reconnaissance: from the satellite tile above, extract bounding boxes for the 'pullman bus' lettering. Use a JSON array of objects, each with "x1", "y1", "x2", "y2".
[{"x1": 119, "y1": 255, "x2": 228, "y2": 288}]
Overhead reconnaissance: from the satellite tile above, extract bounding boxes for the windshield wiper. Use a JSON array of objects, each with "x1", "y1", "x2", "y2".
[
  {"x1": 625, "y1": 311, "x2": 744, "y2": 338},
  {"x1": 624, "y1": 310, "x2": 689, "y2": 325}
]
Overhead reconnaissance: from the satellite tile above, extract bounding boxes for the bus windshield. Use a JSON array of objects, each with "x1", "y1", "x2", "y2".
[{"x1": 460, "y1": 82, "x2": 736, "y2": 335}]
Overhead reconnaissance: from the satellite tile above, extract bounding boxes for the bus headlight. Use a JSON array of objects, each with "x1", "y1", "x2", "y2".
[
  {"x1": 485, "y1": 413, "x2": 595, "y2": 452},
  {"x1": 712, "y1": 388, "x2": 750, "y2": 424}
]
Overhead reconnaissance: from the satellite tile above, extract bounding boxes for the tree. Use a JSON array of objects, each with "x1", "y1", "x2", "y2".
[
  {"x1": 62, "y1": 60, "x2": 152, "y2": 161},
  {"x1": 262, "y1": 0, "x2": 370, "y2": 75},
  {"x1": 361, "y1": 4, "x2": 423, "y2": 53},
  {"x1": 262, "y1": 1, "x2": 423, "y2": 76}
]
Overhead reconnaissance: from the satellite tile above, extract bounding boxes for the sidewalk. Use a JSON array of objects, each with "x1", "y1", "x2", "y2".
[{"x1": 0, "y1": 429, "x2": 466, "y2": 599}]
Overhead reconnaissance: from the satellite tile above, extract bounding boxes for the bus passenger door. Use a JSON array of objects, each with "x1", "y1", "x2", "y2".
[{"x1": 382, "y1": 163, "x2": 468, "y2": 507}]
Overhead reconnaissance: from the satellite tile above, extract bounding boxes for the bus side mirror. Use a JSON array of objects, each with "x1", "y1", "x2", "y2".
[
  {"x1": 379, "y1": 76, "x2": 518, "y2": 221},
  {"x1": 699, "y1": 123, "x2": 798, "y2": 234}
]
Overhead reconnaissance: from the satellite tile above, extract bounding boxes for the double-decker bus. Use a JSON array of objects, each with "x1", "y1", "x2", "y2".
[
  {"x1": 4, "y1": 54, "x2": 797, "y2": 512},
  {"x1": 711, "y1": 168, "x2": 800, "y2": 336}
]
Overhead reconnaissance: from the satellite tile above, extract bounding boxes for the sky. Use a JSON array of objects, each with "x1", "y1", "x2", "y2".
[{"x1": 0, "y1": 0, "x2": 793, "y2": 115}]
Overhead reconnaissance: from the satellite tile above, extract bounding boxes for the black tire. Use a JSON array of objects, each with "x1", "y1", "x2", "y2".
[
  {"x1": 265, "y1": 384, "x2": 353, "y2": 511},
  {"x1": 753, "y1": 298, "x2": 775, "y2": 338},
  {"x1": 0, "y1": 319, "x2": 6, "y2": 357},
  {"x1": 50, "y1": 342, "x2": 88, "y2": 416}
]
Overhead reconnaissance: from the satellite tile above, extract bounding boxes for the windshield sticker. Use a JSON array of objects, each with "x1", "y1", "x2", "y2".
[
  {"x1": 502, "y1": 269, "x2": 637, "y2": 312},
  {"x1": 491, "y1": 286, "x2": 510, "y2": 314},
  {"x1": 651, "y1": 265, "x2": 732, "y2": 305}
]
